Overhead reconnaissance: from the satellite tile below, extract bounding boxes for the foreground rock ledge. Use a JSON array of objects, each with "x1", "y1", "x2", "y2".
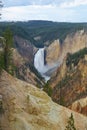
[{"x1": 0, "y1": 71, "x2": 87, "y2": 130}]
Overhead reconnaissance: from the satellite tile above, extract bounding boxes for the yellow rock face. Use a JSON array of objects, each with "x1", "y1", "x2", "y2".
[
  {"x1": 45, "y1": 30, "x2": 87, "y2": 65},
  {"x1": 69, "y1": 97, "x2": 87, "y2": 116},
  {"x1": 61, "y1": 30, "x2": 87, "y2": 58},
  {"x1": 45, "y1": 39, "x2": 61, "y2": 65},
  {"x1": 0, "y1": 71, "x2": 87, "y2": 130}
]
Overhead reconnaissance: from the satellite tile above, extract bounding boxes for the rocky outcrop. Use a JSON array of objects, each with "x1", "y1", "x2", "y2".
[
  {"x1": 12, "y1": 48, "x2": 25, "y2": 67},
  {"x1": 0, "y1": 71, "x2": 87, "y2": 130},
  {"x1": 12, "y1": 48, "x2": 44, "y2": 86},
  {"x1": 45, "y1": 39, "x2": 61, "y2": 65},
  {"x1": 51, "y1": 54, "x2": 87, "y2": 109},
  {"x1": 69, "y1": 97, "x2": 87, "y2": 116},
  {"x1": 14, "y1": 36, "x2": 36, "y2": 63},
  {"x1": 16, "y1": 63, "x2": 44, "y2": 86},
  {"x1": 49, "y1": 56, "x2": 67, "y2": 88},
  {"x1": 61, "y1": 30, "x2": 87, "y2": 59},
  {"x1": 45, "y1": 30, "x2": 87, "y2": 66}
]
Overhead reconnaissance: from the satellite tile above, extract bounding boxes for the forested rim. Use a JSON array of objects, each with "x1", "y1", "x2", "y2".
[{"x1": 0, "y1": 21, "x2": 87, "y2": 47}]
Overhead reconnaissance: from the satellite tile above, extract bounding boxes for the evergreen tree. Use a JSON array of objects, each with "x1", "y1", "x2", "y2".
[
  {"x1": 65, "y1": 113, "x2": 76, "y2": 130},
  {"x1": 0, "y1": 51, "x2": 4, "y2": 74},
  {"x1": 3, "y1": 28, "x2": 13, "y2": 72},
  {"x1": 0, "y1": 29, "x2": 14, "y2": 74}
]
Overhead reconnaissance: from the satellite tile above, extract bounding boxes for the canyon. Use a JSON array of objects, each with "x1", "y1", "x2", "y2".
[{"x1": 0, "y1": 21, "x2": 87, "y2": 130}]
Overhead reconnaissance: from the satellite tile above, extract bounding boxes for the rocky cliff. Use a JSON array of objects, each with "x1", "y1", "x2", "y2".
[
  {"x1": 12, "y1": 47, "x2": 44, "y2": 87},
  {"x1": 49, "y1": 56, "x2": 67, "y2": 88},
  {"x1": 45, "y1": 30, "x2": 87, "y2": 66},
  {"x1": 0, "y1": 71, "x2": 87, "y2": 130},
  {"x1": 14, "y1": 36, "x2": 37, "y2": 63},
  {"x1": 45, "y1": 39, "x2": 61, "y2": 65},
  {"x1": 69, "y1": 97, "x2": 87, "y2": 116},
  {"x1": 51, "y1": 50, "x2": 87, "y2": 115}
]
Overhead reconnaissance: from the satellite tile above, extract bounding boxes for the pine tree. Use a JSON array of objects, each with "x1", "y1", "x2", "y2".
[
  {"x1": 3, "y1": 28, "x2": 13, "y2": 72},
  {"x1": 0, "y1": 28, "x2": 14, "y2": 74},
  {"x1": 65, "y1": 113, "x2": 76, "y2": 130}
]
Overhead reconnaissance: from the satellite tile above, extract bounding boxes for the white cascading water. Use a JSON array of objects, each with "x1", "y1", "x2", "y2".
[
  {"x1": 34, "y1": 48, "x2": 45, "y2": 73},
  {"x1": 34, "y1": 48, "x2": 50, "y2": 81}
]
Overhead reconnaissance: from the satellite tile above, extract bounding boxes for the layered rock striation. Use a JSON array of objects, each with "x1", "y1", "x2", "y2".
[
  {"x1": 0, "y1": 71, "x2": 87, "y2": 130},
  {"x1": 45, "y1": 30, "x2": 87, "y2": 66},
  {"x1": 51, "y1": 53, "x2": 87, "y2": 113}
]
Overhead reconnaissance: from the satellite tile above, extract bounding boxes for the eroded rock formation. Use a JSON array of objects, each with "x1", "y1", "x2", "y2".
[
  {"x1": 0, "y1": 71, "x2": 87, "y2": 130},
  {"x1": 45, "y1": 30, "x2": 87, "y2": 66}
]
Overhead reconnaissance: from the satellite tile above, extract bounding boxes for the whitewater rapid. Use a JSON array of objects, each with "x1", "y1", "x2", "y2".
[{"x1": 34, "y1": 48, "x2": 50, "y2": 81}]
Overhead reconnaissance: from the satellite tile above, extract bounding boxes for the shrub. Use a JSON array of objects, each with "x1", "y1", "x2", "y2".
[{"x1": 43, "y1": 82, "x2": 52, "y2": 97}]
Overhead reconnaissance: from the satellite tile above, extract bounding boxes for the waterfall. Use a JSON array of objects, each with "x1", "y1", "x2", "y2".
[
  {"x1": 34, "y1": 48, "x2": 50, "y2": 81},
  {"x1": 34, "y1": 48, "x2": 45, "y2": 73},
  {"x1": 34, "y1": 48, "x2": 61, "y2": 81}
]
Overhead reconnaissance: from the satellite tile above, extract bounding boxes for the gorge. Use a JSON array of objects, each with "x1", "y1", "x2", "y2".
[{"x1": 0, "y1": 21, "x2": 87, "y2": 130}]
